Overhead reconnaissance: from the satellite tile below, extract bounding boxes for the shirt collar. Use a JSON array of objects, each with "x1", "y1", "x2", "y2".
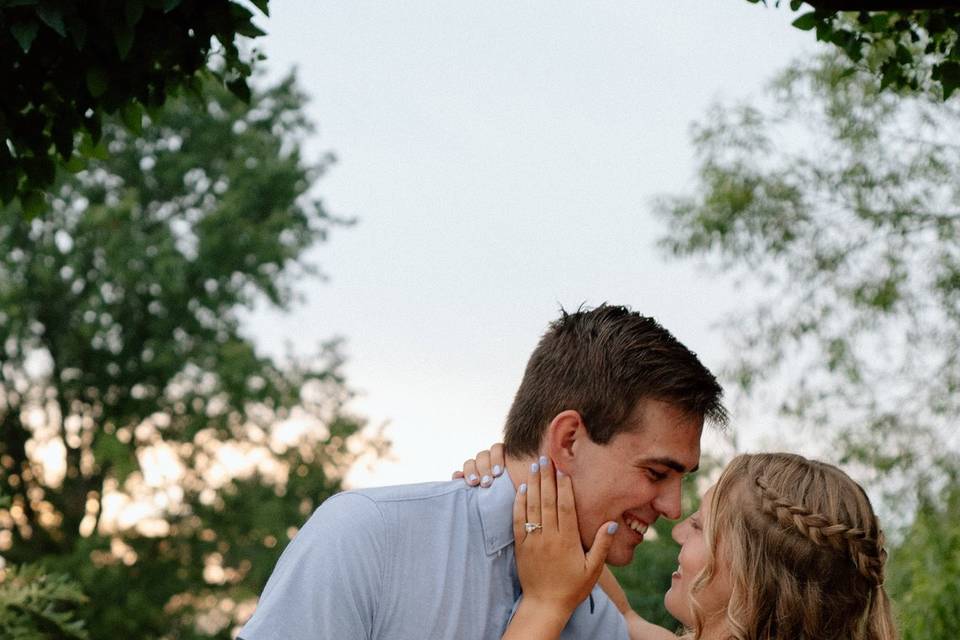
[{"x1": 477, "y1": 468, "x2": 517, "y2": 556}]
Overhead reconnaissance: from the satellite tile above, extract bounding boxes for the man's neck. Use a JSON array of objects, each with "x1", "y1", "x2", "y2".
[{"x1": 504, "y1": 452, "x2": 539, "y2": 493}]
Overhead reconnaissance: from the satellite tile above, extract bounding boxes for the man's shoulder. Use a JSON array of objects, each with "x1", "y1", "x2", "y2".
[
  {"x1": 350, "y1": 479, "x2": 467, "y2": 504},
  {"x1": 317, "y1": 479, "x2": 471, "y2": 525}
]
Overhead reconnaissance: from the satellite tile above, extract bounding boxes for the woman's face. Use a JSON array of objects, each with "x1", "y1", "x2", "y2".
[{"x1": 664, "y1": 485, "x2": 732, "y2": 631}]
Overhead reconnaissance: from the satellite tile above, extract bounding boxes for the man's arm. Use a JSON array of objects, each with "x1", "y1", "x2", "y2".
[{"x1": 239, "y1": 492, "x2": 388, "y2": 640}]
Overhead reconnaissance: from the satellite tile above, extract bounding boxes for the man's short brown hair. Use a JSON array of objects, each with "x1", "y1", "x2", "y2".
[{"x1": 503, "y1": 304, "x2": 727, "y2": 456}]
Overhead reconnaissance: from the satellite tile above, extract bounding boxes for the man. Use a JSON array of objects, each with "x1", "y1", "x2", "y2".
[{"x1": 240, "y1": 304, "x2": 726, "y2": 639}]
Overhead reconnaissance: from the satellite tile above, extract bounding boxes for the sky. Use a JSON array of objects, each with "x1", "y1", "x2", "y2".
[{"x1": 244, "y1": 1, "x2": 815, "y2": 488}]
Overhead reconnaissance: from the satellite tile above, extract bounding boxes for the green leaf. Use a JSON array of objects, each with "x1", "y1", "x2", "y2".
[
  {"x1": 36, "y1": 0, "x2": 66, "y2": 37},
  {"x1": 78, "y1": 134, "x2": 109, "y2": 160},
  {"x1": 86, "y1": 67, "x2": 108, "y2": 98},
  {"x1": 896, "y1": 43, "x2": 913, "y2": 65},
  {"x1": 868, "y1": 13, "x2": 890, "y2": 32},
  {"x1": 83, "y1": 110, "x2": 103, "y2": 143},
  {"x1": 0, "y1": 169, "x2": 17, "y2": 204},
  {"x1": 792, "y1": 12, "x2": 818, "y2": 31},
  {"x1": 114, "y1": 25, "x2": 134, "y2": 59},
  {"x1": 229, "y1": 3, "x2": 265, "y2": 38},
  {"x1": 10, "y1": 18, "x2": 40, "y2": 52},
  {"x1": 250, "y1": 0, "x2": 269, "y2": 16},
  {"x1": 120, "y1": 101, "x2": 144, "y2": 134},
  {"x1": 92, "y1": 432, "x2": 138, "y2": 485},
  {"x1": 235, "y1": 20, "x2": 267, "y2": 38},
  {"x1": 24, "y1": 154, "x2": 55, "y2": 185},
  {"x1": 789, "y1": 0, "x2": 804, "y2": 9},
  {"x1": 935, "y1": 61, "x2": 960, "y2": 100},
  {"x1": 19, "y1": 189, "x2": 46, "y2": 218},
  {"x1": 68, "y1": 15, "x2": 87, "y2": 50},
  {"x1": 89, "y1": 141, "x2": 109, "y2": 160},
  {"x1": 52, "y1": 119, "x2": 75, "y2": 158},
  {"x1": 125, "y1": 0, "x2": 144, "y2": 26},
  {"x1": 64, "y1": 154, "x2": 88, "y2": 173},
  {"x1": 880, "y1": 59, "x2": 901, "y2": 90},
  {"x1": 226, "y1": 77, "x2": 251, "y2": 103}
]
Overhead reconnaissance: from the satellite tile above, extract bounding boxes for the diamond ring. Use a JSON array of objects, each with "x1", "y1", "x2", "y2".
[{"x1": 524, "y1": 522, "x2": 543, "y2": 533}]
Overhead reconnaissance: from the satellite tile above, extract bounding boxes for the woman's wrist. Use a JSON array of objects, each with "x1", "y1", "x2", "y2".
[{"x1": 504, "y1": 598, "x2": 575, "y2": 640}]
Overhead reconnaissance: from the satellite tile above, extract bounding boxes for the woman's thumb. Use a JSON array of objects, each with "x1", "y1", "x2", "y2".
[{"x1": 585, "y1": 521, "x2": 618, "y2": 576}]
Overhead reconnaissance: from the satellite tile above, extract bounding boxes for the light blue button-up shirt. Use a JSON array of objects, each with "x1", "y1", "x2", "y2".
[{"x1": 240, "y1": 470, "x2": 629, "y2": 639}]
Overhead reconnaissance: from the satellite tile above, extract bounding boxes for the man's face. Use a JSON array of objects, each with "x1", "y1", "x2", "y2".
[{"x1": 567, "y1": 399, "x2": 702, "y2": 566}]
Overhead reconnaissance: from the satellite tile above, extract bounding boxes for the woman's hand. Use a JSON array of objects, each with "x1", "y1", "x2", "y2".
[
  {"x1": 501, "y1": 456, "x2": 617, "y2": 639},
  {"x1": 452, "y1": 443, "x2": 505, "y2": 487},
  {"x1": 514, "y1": 457, "x2": 616, "y2": 612}
]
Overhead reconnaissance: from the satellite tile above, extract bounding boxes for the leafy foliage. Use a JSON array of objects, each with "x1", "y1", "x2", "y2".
[
  {"x1": 0, "y1": 564, "x2": 88, "y2": 640},
  {"x1": 750, "y1": 1, "x2": 960, "y2": 98},
  {"x1": 656, "y1": 52, "x2": 960, "y2": 511},
  {"x1": 0, "y1": 0, "x2": 269, "y2": 211},
  {"x1": 0, "y1": 74, "x2": 385, "y2": 638},
  {"x1": 888, "y1": 478, "x2": 960, "y2": 640}
]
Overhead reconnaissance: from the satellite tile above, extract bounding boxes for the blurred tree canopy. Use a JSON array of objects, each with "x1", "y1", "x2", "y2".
[
  {"x1": 656, "y1": 52, "x2": 960, "y2": 635},
  {"x1": 657, "y1": 52, "x2": 960, "y2": 509},
  {"x1": 0, "y1": 73, "x2": 384, "y2": 638},
  {"x1": 889, "y1": 477, "x2": 960, "y2": 640},
  {"x1": 751, "y1": 1, "x2": 960, "y2": 98},
  {"x1": 0, "y1": 0, "x2": 269, "y2": 212}
]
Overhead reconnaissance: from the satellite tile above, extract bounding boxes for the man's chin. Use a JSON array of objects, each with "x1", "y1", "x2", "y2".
[{"x1": 604, "y1": 543, "x2": 638, "y2": 567}]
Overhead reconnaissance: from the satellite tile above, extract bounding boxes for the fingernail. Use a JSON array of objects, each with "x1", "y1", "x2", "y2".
[
  {"x1": 539, "y1": 455, "x2": 548, "y2": 467},
  {"x1": 557, "y1": 469, "x2": 565, "y2": 478},
  {"x1": 519, "y1": 483, "x2": 527, "y2": 495},
  {"x1": 468, "y1": 474, "x2": 478, "y2": 485},
  {"x1": 530, "y1": 462, "x2": 539, "y2": 474},
  {"x1": 493, "y1": 464, "x2": 502, "y2": 476},
  {"x1": 481, "y1": 475, "x2": 491, "y2": 487},
  {"x1": 607, "y1": 522, "x2": 619, "y2": 535}
]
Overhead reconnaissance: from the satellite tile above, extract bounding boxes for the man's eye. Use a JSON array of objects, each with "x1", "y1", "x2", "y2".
[{"x1": 646, "y1": 469, "x2": 667, "y2": 481}]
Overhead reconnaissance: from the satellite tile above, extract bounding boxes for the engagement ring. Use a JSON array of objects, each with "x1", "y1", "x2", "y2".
[{"x1": 524, "y1": 522, "x2": 542, "y2": 533}]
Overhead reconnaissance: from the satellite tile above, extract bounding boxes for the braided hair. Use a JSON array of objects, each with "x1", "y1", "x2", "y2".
[{"x1": 685, "y1": 453, "x2": 897, "y2": 640}]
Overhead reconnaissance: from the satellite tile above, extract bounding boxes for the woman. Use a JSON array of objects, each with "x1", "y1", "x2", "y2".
[{"x1": 458, "y1": 448, "x2": 898, "y2": 640}]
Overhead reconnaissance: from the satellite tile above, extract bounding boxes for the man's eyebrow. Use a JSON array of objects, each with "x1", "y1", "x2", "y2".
[{"x1": 636, "y1": 457, "x2": 698, "y2": 474}]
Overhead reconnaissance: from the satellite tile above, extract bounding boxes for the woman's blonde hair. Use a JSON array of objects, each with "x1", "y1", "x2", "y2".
[{"x1": 687, "y1": 453, "x2": 897, "y2": 640}]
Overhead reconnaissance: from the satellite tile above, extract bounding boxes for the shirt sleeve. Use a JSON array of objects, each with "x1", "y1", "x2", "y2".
[{"x1": 239, "y1": 492, "x2": 388, "y2": 640}]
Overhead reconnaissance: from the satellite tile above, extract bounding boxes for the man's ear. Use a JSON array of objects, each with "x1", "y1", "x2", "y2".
[{"x1": 544, "y1": 410, "x2": 585, "y2": 474}]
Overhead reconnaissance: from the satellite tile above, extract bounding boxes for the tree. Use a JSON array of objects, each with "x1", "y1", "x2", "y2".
[
  {"x1": 656, "y1": 52, "x2": 960, "y2": 515},
  {"x1": 750, "y1": 1, "x2": 960, "y2": 98},
  {"x1": 0, "y1": 74, "x2": 383, "y2": 638},
  {"x1": 1, "y1": 0, "x2": 269, "y2": 211},
  {"x1": 0, "y1": 563, "x2": 88, "y2": 640},
  {"x1": 888, "y1": 477, "x2": 960, "y2": 640}
]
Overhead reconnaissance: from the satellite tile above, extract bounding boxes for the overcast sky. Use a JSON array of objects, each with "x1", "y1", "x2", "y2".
[{"x1": 246, "y1": 1, "x2": 815, "y2": 487}]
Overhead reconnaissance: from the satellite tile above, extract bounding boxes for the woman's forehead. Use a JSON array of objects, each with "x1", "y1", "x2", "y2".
[{"x1": 700, "y1": 484, "x2": 718, "y2": 516}]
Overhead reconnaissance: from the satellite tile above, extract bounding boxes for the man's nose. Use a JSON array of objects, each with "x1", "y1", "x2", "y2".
[{"x1": 654, "y1": 480, "x2": 682, "y2": 520}]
